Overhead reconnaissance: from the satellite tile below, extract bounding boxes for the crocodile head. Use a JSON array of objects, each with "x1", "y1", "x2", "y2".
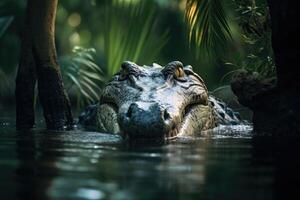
[{"x1": 88, "y1": 61, "x2": 216, "y2": 140}]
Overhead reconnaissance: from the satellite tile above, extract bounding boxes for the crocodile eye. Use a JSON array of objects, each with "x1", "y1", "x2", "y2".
[
  {"x1": 174, "y1": 67, "x2": 185, "y2": 78},
  {"x1": 118, "y1": 68, "x2": 129, "y2": 81}
]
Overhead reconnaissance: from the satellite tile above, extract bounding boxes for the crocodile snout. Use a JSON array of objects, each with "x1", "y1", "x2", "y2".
[{"x1": 118, "y1": 101, "x2": 173, "y2": 138}]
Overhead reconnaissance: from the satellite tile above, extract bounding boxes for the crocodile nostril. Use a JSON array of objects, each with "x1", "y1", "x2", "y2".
[
  {"x1": 120, "y1": 102, "x2": 174, "y2": 138},
  {"x1": 163, "y1": 109, "x2": 171, "y2": 121}
]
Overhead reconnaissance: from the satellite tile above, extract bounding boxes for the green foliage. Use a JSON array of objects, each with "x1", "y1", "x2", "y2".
[
  {"x1": 184, "y1": 0, "x2": 274, "y2": 80},
  {"x1": 60, "y1": 46, "x2": 105, "y2": 108},
  {"x1": 102, "y1": 0, "x2": 169, "y2": 76},
  {"x1": 227, "y1": 0, "x2": 275, "y2": 78},
  {"x1": 234, "y1": 0, "x2": 267, "y2": 38},
  {"x1": 225, "y1": 44, "x2": 275, "y2": 78},
  {"x1": 185, "y1": 0, "x2": 232, "y2": 58},
  {"x1": 0, "y1": 0, "x2": 276, "y2": 106}
]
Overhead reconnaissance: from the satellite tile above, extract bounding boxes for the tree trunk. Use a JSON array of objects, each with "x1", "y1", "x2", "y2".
[
  {"x1": 16, "y1": 0, "x2": 73, "y2": 130},
  {"x1": 15, "y1": 0, "x2": 37, "y2": 130},
  {"x1": 267, "y1": 0, "x2": 300, "y2": 90},
  {"x1": 231, "y1": 0, "x2": 300, "y2": 135},
  {"x1": 266, "y1": 0, "x2": 300, "y2": 133}
]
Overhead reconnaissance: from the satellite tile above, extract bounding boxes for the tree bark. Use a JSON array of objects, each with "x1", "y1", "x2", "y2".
[
  {"x1": 266, "y1": 0, "x2": 300, "y2": 133},
  {"x1": 267, "y1": 0, "x2": 300, "y2": 90},
  {"x1": 15, "y1": 0, "x2": 37, "y2": 130},
  {"x1": 231, "y1": 0, "x2": 300, "y2": 135},
  {"x1": 16, "y1": 0, "x2": 73, "y2": 130}
]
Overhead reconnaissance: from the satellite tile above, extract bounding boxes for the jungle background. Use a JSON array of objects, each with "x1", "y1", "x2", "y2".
[{"x1": 0, "y1": 0, "x2": 273, "y2": 115}]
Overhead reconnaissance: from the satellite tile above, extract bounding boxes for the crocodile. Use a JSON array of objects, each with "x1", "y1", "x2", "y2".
[{"x1": 78, "y1": 61, "x2": 242, "y2": 139}]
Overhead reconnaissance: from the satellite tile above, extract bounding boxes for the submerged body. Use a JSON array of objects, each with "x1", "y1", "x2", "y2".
[{"x1": 79, "y1": 61, "x2": 242, "y2": 139}]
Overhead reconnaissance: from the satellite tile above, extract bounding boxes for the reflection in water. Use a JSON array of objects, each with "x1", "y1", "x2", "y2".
[
  {"x1": 15, "y1": 130, "x2": 62, "y2": 200},
  {"x1": 252, "y1": 137, "x2": 300, "y2": 200},
  {"x1": 0, "y1": 122, "x2": 300, "y2": 200}
]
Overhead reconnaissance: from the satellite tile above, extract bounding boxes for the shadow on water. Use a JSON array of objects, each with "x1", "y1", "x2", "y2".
[
  {"x1": 15, "y1": 130, "x2": 62, "y2": 200},
  {"x1": 0, "y1": 115, "x2": 300, "y2": 200},
  {"x1": 251, "y1": 136, "x2": 300, "y2": 200}
]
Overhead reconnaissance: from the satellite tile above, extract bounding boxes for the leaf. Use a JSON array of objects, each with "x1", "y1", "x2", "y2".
[
  {"x1": 81, "y1": 75, "x2": 101, "y2": 90},
  {"x1": 60, "y1": 46, "x2": 105, "y2": 108},
  {"x1": 102, "y1": 1, "x2": 169, "y2": 76},
  {"x1": 80, "y1": 78, "x2": 100, "y2": 99},
  {"x1": 185, "y1": 0, "x2": 232, "y2": 58},
  {"x1": 73, "y1": 57, "x2": 102, "y2": 73},
  {"x1": 66, "y1": 73, "x2": 94, "y2": 102},
  {"x1": 80, "y1": 70, "x2": 104, "y2": 82}
]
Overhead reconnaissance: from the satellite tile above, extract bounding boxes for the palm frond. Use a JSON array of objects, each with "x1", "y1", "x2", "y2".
[
  {"x1": 185, "y1": 0, "x2": 232, "y2": 58},
  {"x1": 102, "y1": 0, "x2": 169, "y2": 76},
  {"x1": 60, "y1": 46, "x2": 105, "y2": 108}
]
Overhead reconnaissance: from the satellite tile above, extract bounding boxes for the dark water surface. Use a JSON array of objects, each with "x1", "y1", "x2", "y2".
[{"x1": 1, "y1": 116, "x2": 300, "y2": 200}]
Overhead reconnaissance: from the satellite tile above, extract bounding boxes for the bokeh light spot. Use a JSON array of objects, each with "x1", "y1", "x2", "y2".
[
  {"x1": 68, "y1": 13, "x2": 81, "y2": 27},
  {"x1": 69, "y1": 32, "x2": 81, "y2": 45}
]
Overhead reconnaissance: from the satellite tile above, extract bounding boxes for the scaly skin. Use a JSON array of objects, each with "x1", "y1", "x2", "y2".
[{"x1": 79, "y1": 61, "x2": 241, "y2": 139}]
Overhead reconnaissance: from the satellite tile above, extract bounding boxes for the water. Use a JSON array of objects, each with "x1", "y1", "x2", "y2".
[{"x1": 1, "y1": 116, "x2": 300, "y2": 200}]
